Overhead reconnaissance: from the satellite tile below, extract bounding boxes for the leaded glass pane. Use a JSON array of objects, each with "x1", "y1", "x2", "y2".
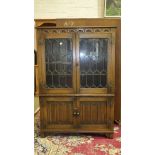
[
  {"x1": 80, "y1": 38, "x2": 108, "y2": 88},
  {"x1": 45, "y1": 38, "x2": 73, "y2": 88}
]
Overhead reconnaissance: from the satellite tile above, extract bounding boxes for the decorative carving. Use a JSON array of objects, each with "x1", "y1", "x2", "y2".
[
  {"x1": 64, "y1": 21, "x2": 74, "y2": 27},
  {"x1": 94, "y1": 28, "x2": 101, "y2": 32},
  {"x1": 52, "y1": 29, "x2": 58, "y2": 33},
  {"x1": 41, "y1": 28, "x2": 111, "y2": 34},
  {"x1": 104, "y1": 29, "x2": 110, "y2": 32},
  {"x1": 85, "y1": 29, "x2": 92, "y2": 32},
  {"x1": 78, "y1": 28, "x2": 85, "y2": 32},
  {"x1": 38, "y1": 39, "x2": 44, "y2": 45},
  {"x1": 70, "y1": 29, "x2": 76, "y2": 33}
]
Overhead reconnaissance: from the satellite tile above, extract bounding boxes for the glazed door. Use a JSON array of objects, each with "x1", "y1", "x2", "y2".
[
  {"x1": 76, "y1": 33, "x2": 115, "y2": 94},
  {"x1": 38, "y1": 33, "x2": 76, "y2": 94}
]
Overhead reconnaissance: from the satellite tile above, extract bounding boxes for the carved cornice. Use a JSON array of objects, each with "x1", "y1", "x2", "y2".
[{"x1": 39, "y1": 28, "x2": 112, "y2": 34}]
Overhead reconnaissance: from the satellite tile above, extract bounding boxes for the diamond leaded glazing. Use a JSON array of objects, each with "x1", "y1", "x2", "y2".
[
  {"x1": 80, "y1": 38, "x2": 108, "y2": 88},
  {"x1": 45, "y1": 38, "x2": 73, "y2": 88}
]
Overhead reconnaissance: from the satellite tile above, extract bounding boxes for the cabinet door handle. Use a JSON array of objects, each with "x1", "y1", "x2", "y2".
[
  {"x1": 73, "y1": 111, "x2": 80, "y2": 117},
  {"x1": 76, "y1": 112, "x2": 80, "y2": 116},
  {"x1": 73, "y1": 112, "x2": 77, "y2": 116}
]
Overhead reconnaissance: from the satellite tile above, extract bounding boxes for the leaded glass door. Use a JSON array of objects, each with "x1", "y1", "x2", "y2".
[
  {"x1": 39, "y1": 33, "x2": 76, "y2": 94},
  {"x1": 76, "y1": 33, "x2": 115, "y2": 94}
]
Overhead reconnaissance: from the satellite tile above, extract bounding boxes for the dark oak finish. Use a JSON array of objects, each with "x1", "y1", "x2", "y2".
[{"x1": 35, "y1": 19, "x2": 120, "y2": 137}]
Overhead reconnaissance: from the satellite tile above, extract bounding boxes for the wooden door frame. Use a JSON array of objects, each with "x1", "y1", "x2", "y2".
[
  {"x1": 37, "y1": 31, "x2": 76, "y2": 94},
  {"x1": 76, "y1": 96, "x2": 114, "y2": 132},
  {"x1": 40, "y1": 97, "x2": 77, "y2": 132},
  {"x1": 76, "y1": 32, "x2": 115, "y2": 94}
]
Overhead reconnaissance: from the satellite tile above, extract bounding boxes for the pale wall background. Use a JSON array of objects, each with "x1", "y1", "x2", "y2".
[{"x1": 34, "y1": 0, "x2": 104, "y2": 19}]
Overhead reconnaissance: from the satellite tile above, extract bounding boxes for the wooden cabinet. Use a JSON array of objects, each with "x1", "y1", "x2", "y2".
[
  {"x1": 77, "y1": 97, "x2": 114, "y2": 131},
  {"x1": 40, "y1": 97, "x2": 76, "y2": 131},
  {"x1": 36, "y1": 19, "x2": 117, "y2": 138}
]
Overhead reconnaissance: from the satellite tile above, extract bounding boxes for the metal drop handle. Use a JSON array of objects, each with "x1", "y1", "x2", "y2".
[
  {"x1": 73, "y1": 112, "x2": 77, "y2": 116},
  {"x1": 73, "y1": 111, "x2": 80, "y2": 116},
  {"x1": 76, "y1": 112, "x2": 80, "y2": 116}
]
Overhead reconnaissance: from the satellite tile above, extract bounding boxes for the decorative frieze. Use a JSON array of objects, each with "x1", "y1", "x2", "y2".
[{"x1": 39, "y1": 28, "x2": 112, "y2": 34}]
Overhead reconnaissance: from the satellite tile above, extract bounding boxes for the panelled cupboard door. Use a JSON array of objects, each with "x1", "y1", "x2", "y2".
[
  {"x1": 76, "y1": 32, "x2": 115, "y2": 94},
  {"x1": 38, "y1": 32, "x2": 76, "y2": 94},
  {"x1": 40, "y1": 97, "x2": 77, "y2": 132},
  {"x1": 76, "y1": 97, "x2": 114, "y2": 132}
]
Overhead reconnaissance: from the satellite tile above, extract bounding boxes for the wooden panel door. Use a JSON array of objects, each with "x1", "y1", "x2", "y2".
[
  {"x1": 76, "y1": 32, "x2": 115, "y2": 94},
  {"x1": 40, "y1": 97, "x2": 77, "y2": 132},
  {"x1": 37, "y1": 31, "x2": 76, "y2": 94},
  {"x1": 76, "y1": 97, "x2": 114, "y2": 132}
]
